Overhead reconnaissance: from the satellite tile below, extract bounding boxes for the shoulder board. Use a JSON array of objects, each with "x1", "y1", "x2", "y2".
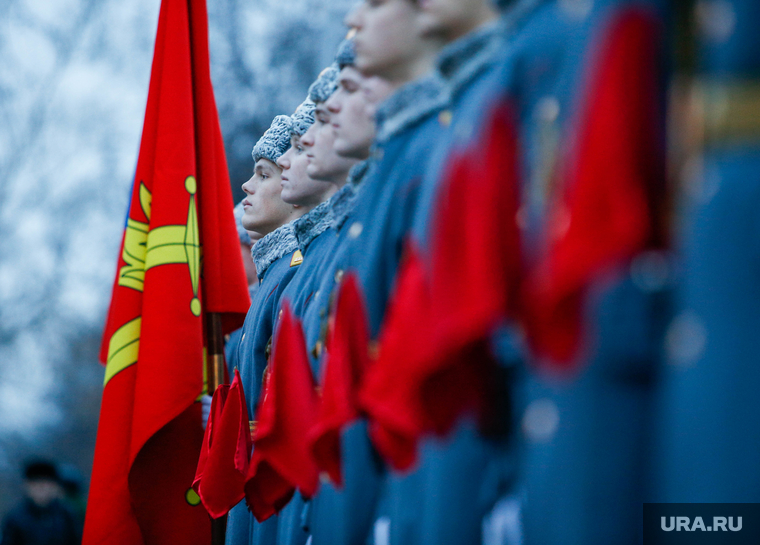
[{"x1": 290, "y1": 250, "x2": 304, "y2": 267}]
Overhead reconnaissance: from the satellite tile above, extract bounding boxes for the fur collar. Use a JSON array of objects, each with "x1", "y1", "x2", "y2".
[
  {"x1": 293, "y1": 200, "x2": 332, "y2": 253},
  {"x1": 331, "y1": 160, "x2": 371, "y2": 230},
  {"x1": 437, "y1": 20, "x2": 505, "y2": 100},
  {"x1": 375, "y1": 74, "x2": 450, "y2": 144},
  {"x1": 347, "y1": 159, "x2": 369, "y2": 189},
  {"x1": 251, "y1": 222, "x2": 298, "y2": 280}
]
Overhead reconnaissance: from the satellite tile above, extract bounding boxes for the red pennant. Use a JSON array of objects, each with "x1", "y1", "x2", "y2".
[
  {"x1": 523, "y1": 8, "x2": 664, "y2": 367},
  {"x1": 86, "y1": 0, "x2": 249, "y2": 543},
  {"x1": 244, "y1": 304, "x2": 320, "y2": 521},
  {"x1": 308, "y1": 273, "x2": 372, "y2": 486},
  {"x1": 193, "y1": 370, "x2": 252, "y2": 518}
]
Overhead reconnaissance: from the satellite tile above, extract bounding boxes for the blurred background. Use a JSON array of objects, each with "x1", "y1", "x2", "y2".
[{"x1": 0, "y1": 0, "x2": 353, "y2": 519}]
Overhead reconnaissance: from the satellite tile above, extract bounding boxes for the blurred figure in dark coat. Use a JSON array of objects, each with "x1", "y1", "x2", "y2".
[{"x1": 1, "y1": 460, "x2": 80, "y2": 545}]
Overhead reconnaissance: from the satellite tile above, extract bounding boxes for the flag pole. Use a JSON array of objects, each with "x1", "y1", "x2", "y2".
[
  {"x1": 205, "y1": 312, "x2": 227, "y2": 545},
  {"x1": 206, "y1": 312, "x2": 226, "y2": 393}
]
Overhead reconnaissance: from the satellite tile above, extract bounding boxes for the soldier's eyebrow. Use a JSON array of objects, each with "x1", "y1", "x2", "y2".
[
  {"x1": 255, "y1": 163, "x2": 275, "y2": 176},
  {"x1": 315, "y1": 106, "x2": 331, "y2": 121},
  {"x1": 339, "y1": 74, "x2": 361, "y2": 91}
]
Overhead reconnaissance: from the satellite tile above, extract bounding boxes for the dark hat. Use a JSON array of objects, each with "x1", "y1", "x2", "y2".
[
  {"x1": 335, "y1": 38, "x2": 356, "y2": 70},
  {"x1": 24, "y1": 460, "x2": 59, "y2": 482},
  {"x1": 252, "y1": 115, "x2": 292, "y2": 164}
]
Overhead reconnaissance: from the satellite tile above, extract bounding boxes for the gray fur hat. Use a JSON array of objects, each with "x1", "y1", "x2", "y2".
[
  {"x1": 308, "y1": 64, "x2": 339, "y2": 104},
  {"x1": 290, "y1": 99, "x2": 316, "y2": 137},
  {"x1": 252, "y1": 115, "x2": 292, "y2": 164},
  {"x1": 233, "y1": 201, "x2": 253, "y2": 246},
  {"x1": 335, "y1": 38, "x2": 356, "y2": 70}
]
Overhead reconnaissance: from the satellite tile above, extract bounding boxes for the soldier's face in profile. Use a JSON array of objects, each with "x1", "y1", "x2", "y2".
[
  {"x1": 417, "y1": 0, "x2": 497, "y2": 42},
  {"x1": 345, "y1": 0, "x2": 426, "y2": 80},
  {"x1": 277, "y1": 135, "x2": 335, "y2": 206},
  {"x1": 325, "y1": 66, "x2": 392, "y2": 160},
  {"x1": 240, "y1": 159, "x2": 294, "y2": 236},
  {"x1": 301, "y1": 105, "x2": 358, "y2": 182}
]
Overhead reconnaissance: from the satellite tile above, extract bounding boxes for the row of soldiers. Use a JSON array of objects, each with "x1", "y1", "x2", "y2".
[{"x1": 198, "y1": 0, "x2": 760, "y2": 543}]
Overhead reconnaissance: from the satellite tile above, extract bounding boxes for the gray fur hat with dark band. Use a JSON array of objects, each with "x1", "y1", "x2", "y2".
[
  {"x1": 233, "y1": 201, "x2": 252, "y2": 246},
  {"x1": 252, "y1": 114, "x2": 292, "y2": 164},
  {"x1": 290, "y1": 99, "x2": 316, "y2": 137},
  {"x1": 308, "y1": 64, "x2": 339, "y2": 104},
  {"x1": 335, "y1": 38, "x2": 356, "y2": 70}
]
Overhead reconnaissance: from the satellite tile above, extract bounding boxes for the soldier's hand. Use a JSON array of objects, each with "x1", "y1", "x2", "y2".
[{"x1": 201, "y1": 394, "x2": 213, "y2": 429}]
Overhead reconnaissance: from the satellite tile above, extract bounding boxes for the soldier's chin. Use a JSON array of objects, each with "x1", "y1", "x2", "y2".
[
  {"x1": 335, "y1": 140, "x2": 363, "y2": 160},
  {"x1": 354, "y1": 54, "x2": 383, "y2": 79},
  {"x1": 241, "y1": 213, "x2": 260, "y2": 233},
  {"x1": 333, "y1": 139, "x2": 349, "y2": 157},
  {"x1": 280, "y1": 188, "x2": 299, "y2": 205}
]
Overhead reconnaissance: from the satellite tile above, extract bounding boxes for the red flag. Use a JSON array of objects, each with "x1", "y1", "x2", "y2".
[
  {"x1": 427, "y1": 105, "x2": 522, "y2": 367},
  {"x1": 194, "y1": 384, "x2": 228, "y2": 501},
  {"x1": 368, "y1": 104, "x2": 521, "y2": 449},
  {"x1": 420, "y1": 103, "x2": 522, "y2": 436},
  {"x1": 523, "y1": 8, "x2": 664, "y2": 367},
  {"x1": 360, "y1": 106, "x2": 522, "y2": 468},
  {"x1": 85, "y1": 0, "x2": 250, "y2": 543},
  {"x1": 245, "y1": 304, "x2": 320, "y2": 521},
  {"x1": 308, "y1": 273, "x2": 372, "y2": 485},
  {"x1": 359, "y1": 244, "x2": 432, "y2": 471},
  {"x1": 193, "y1": 370, "x2": 252, "y2": 518}
]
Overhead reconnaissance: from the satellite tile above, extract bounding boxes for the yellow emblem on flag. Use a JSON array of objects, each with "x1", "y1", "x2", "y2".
[
  {"x1": 104, "y1": 317, "x2": 141, "y2": 386},
  {"x1": 185, "y1": 488, "x2": 201, "y2": 506},
  {"x1": 105, "y1": 176, "x2": 203, "y2": 386},
  {"x1": 290, "y1": 250, "x2": 304, "y2": 267}
]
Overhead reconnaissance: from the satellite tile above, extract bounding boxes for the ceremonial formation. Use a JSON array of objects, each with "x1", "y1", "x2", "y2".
[{"x1": 84, "y1": 0, "x2": 760, "y2": 544}]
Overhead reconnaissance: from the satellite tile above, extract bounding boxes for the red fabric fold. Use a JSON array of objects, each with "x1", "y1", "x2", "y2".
[
  {"x1": 244, "y1": 304, "x2": 320, "y2": 521},
  {"x1": 308, "y1": 273, "x2": 372, "y2": 485},
  {"x1": 523, "y1": 8, "x2": 664, "y2": 368},
  {"x1": 193, "y1": 370, "x2": 251, "y2": 519}
]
